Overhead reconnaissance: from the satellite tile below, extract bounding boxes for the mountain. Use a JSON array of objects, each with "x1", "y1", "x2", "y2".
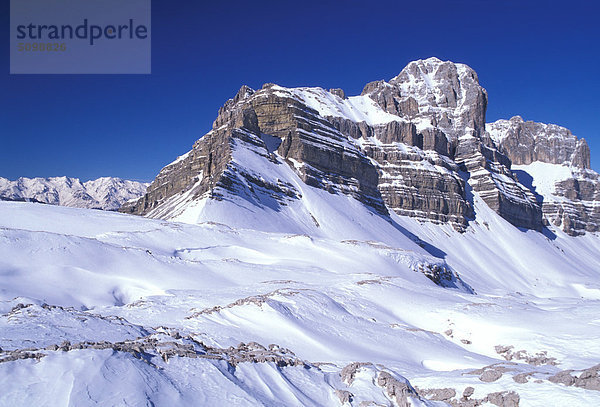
[
  {"x1": 487, "y1": 116, "x2": 599, "y2": 235},
  {"x1": 122, "y1": 57, "x2": 597, "y2": 236},
  {"x1": 0, "y1": 176, "x2": 148, "y2": 211},
  {"x1": 2, "y1": 58, "x2": 600, "y2": 406}
]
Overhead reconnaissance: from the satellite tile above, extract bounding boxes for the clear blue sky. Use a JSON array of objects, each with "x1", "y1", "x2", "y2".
[{"x1": 1, "y1": 0, "x2": 599, "y2": 181}]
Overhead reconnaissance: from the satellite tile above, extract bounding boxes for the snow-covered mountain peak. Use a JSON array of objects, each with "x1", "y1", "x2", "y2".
[
  {"x1": 360, "y1": 58, "x2": 488, "y2": 144},
  {"x1": 219, "y1": 57, "x2": 487, "y2": 135},
  {"x1": 0, "y1": 176, "x2": 148, "y2": 210},
  {"x1": 392, "y1": 57, "x2": 480, "y2": 87}
]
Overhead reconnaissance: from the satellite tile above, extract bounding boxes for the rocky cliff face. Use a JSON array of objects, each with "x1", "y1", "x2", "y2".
[
  {"x1": 547, "y1": 171, "x2": 600, "y2": 235},
  {"x1": 220, "y1": 85, "x2": 388, "y2": 214},
  {"x1": 488, "y1": 116, "x2": 599, "y2": 235},
  {"x1": 488, "y1": 116, "x2": 591, "y2": 168},
  {"x1": 360, "y1": 58, "x2": 543, "y2": 230},
  {"x1": 122, "y1": 58, "x2": 597, "y2": 235},
  {"x1": 363, "y1": 58, "x2": 488, "y2": 146},
  {"x1": 121, "y1": 84, "x2": 388, "y2": 218}
]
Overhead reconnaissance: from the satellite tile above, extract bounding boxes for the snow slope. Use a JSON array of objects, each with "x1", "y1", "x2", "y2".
[
  {"x1": 511, "y1": 161, "x2": 600, "y2": 205},
  {"x1": 1, "y1": 195, "x2": 599, "y2": 406},
  {"x1": 0, "y1": 176, "x2": 148, "y2": 210},
  {"x1": 147, "y1": 131, "x2": 423, "y2": 248},
  {"x1": 271, "y1": 85, "x2": 402, "y2": 126}
]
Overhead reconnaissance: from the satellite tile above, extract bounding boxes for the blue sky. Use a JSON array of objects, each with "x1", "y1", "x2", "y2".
[{"x1": 1, "y1": 0, "x2": 599, "y2": 181}]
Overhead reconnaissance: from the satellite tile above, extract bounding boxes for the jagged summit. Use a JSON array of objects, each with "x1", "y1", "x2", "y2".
[
  {"x1": 363, "y1": 57, "x2": 487, "y2": 141},
  {"x1": 487, "y1": 115, "x2": 591, "y2": 169},
  {"x1": 121, "y1": 58, "x2": 599, "y2": 236},
  {"x1": 487, "y1": 116, "x2": 598, "y2": 235}
]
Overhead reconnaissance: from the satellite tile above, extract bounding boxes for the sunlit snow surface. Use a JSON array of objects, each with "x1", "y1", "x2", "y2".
[{"x1": 1, "y1": 198, "x2": 600, "y2": 406}]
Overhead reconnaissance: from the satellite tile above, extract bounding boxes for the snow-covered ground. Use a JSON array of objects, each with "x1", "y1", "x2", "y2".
[{"x1": 1, "y1": 194, "x2": 599, "y2": 406}]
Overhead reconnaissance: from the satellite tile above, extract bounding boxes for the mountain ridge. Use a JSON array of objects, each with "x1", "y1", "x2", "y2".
[
  {"x1": 0, "y1": 176, "x2": 148, "y2": 211},
  {"x1": 121, "y1": 57, "x2": 598, "y2": 236}
]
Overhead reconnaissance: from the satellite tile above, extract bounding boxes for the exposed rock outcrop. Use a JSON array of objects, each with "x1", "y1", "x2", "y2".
[
  {"x1": 494, "y1": 345, "x2": 557, "y2": 366},
  {"x1": 377, "y1": 370, "x2": 420, "y2": 407},
  {"x1": 545, "y1": 171, "x2": 600, "y2": 235},
  {"x1": 0, "y1": 328, "x2": 307, "y2": 369},
  {"x1": 119, "y1": 125, "x2": 235, "y2": 216},
  {"x1": 548, "y1": 363, "x2": 600, "y2": 391},
  {"x1": 122, "y1": 84, "x2": 388, "y2": 218},
  {"x1": 488, "y1": 116, "x2": 599, "y2": 235},
  {"x1": 362, "y1": 58, "x2": 543, "y2": 230},
  {"x1": 488, "y1": 116, "x2": 590, "y2": 168},
  {"x1": 416, "y1": 385, "x2": 521, "y2": 407},
  {"x1": 362, "y1": 138, "x2": 472, "y2": 229},
  {"x1": 327, "y1": 114, "x2": 473, "y2": 229},
  {"x1": 363, "y1": 58, "x2": 488, "y2": 145}
]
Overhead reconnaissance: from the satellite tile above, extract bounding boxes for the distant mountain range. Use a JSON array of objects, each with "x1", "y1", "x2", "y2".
[{"x1": 0, "y1": 176, "x2": 148, "y2": 210}]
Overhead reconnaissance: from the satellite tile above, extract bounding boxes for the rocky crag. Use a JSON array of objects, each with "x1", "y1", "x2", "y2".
[
  {"x1": 122, "y1": 58, "x2": 598, "y2": 235},
  {"x1": 488, "y1": 116, "x2": 599, "y2": 235}
]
